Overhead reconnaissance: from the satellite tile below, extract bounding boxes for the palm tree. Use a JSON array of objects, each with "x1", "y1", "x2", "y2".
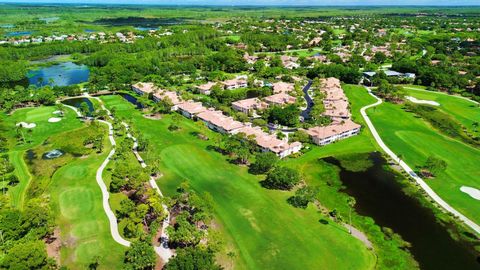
[
  {"x1": 227, "y1": 251, "x2": 236, "y2": 269},
  {"x1": 347, "y1": 197, "x2": 356, "y2": 234},
  {"x1": 472, "y1": 122, "x2": 478, "y2": 133}
]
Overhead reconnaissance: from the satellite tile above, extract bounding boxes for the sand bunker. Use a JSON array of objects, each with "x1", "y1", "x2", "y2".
[
  {"x1": 52, "y1": 110, "x2": 63, "y2": 115},
  {"x1": 16, "y1": 122, "x2": 36, "y2": 128},
  {"x1": 405, "y1": 96, "x2": 440, "y2": 106},
  {"x1": 460, "y1": 186, "x2": 480, "y2": 200},
  {"x1": 48, "y1": 117, "x2": 62, "y2": 123}
]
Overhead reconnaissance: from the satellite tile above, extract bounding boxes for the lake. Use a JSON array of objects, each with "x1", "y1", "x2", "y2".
[
  {"x1": 135, "y1": 26, "x2": 159, "y2": 31},
  {"x1": 28, "y1": 62, "x2": 89, "y2": 87},
  {"x1": 324, "y1": 152, "x2": 479, "y2": 270},
  {"x1": 6, "y1": 31, "x2": 33, "y2": 37}
]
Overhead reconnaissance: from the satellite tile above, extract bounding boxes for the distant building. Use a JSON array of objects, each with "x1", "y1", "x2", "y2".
[
  {"x1": 272, "y1": 82, "x2": 295, "y2": 94},
  {"x1": 362, "y1": 70, "x2": 416, "y2": 85},
  {"x1": 264, "y1": 93, "x2": 296, "y2": 106},
  {"x1": 222, "y1": 78, "x2": 248, "y2": 90},
  {"x1": 232, "y1": 98, "x2": 268, "y2": 114},
  {"x1": 280, "y1": 55, "x2": 300, "y2": 69},
  {"x1": 197, "y1": 82, "x2": 217, "y2": 95}
]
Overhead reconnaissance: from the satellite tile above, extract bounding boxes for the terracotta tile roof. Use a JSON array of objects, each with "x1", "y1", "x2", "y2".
[
  {"x1": 306, "y1": 120, "x2": 361, "y2": 140},
  {"x1": 237, "y1": 125, "x2": 301, "y2": 153},
  {"x1": 272, "y1": 82, "x2": 295, "y2": 94},
  {"x1": 177, "y1": 101, "x2": 207, "y2": 115},
  {"x1": 232, "y1": 98, "x2": 268, "y2": 111},
  {"x1": 197, "y1": 110, "x2": 245, "y2": 132},
  {"x1": 265, "y1": 93, "x2": 296, "y2": 105}
]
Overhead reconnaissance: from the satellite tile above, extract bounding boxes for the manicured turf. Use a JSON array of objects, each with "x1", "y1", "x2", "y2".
[
  {"x1": 366, "y1": 95, "x2": 480, "y2": 226},
  {"x1": 2, "y1": 106, "x2": 82, "y2": 208},
  {"x1": 293, "y1": 84, "x2": 379, "y2": 163},
  {"x1": 8, "y1": 150, "x2": 31, "y2": 208},
  {"x1": 101, "y1": 95, "x2": 376, "y2": 270},
  {"x1": 46, "y1": 126, "x2": 126, "y2": 269},
  {"x1": 403, "y1": 86, "x2": 480, "y2": 135}
]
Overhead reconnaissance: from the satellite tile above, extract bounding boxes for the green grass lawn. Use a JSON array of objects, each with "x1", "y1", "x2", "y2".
[
  {"x1": 2, "y1": 105, "x2": 126, "y2": 268},
  {"x1": 101, "y1": 94, "x2": 376, "y2": 270},
  {"x1": 403, "y1": 86, "x2": 480, "y2": 135},
  {"x1": 283, "y1": 85, "x2": 418, "y2": 268},
  {"x1": 2, "y1": 106, "x2": 82, "y2": 208},
  {"x1": 367, "y1": 97, "x2": 480, "y2": 226},
  {"x1": 48, "y1": 137, "x2": 126, "y2": 269}
]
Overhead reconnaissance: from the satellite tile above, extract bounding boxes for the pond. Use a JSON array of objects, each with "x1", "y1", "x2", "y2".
[
  {"x1": 135, "y1": 26, "x2": 159, "y2": 31},
  {"x1": 42, "y1": 149, "x2": 64, "y2": 160},
  {"x1": 6, "y1": 31, "x2": 33, "y2": 37},
  {"x1": 28, "y1": 62, "x2": 89, "y2": 87},
  {"x1": 62, "y1": 97, "x2": 94, "y2": 114},
  {"x1": 324, "y1": 152, "x2": 479, "y2": 270},
  {"x1": 122, "y1": 93, "x2": 144, "y2": 109}
]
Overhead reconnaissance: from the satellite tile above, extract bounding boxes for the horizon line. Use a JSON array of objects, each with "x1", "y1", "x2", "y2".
[{"x1": 1, "y1": 2, "x2": 480, "y2": 7}]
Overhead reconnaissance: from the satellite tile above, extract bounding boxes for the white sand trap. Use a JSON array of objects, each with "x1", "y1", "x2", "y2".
[
  {"x1": 48, "y1": 117, "x2": 62, "y2": 123},
  {"x1": 460, "y1": 186, "x2": 480, "y2": 200},
  {"x1": 405, "y1": 96, "x2": 440, "y2": 106},
  {"x1": 16, "y1": 122, "x2": 36, "y2": 128},
  {"x1": 52, "y1": 110, "x2": 63, "y2": 115}
]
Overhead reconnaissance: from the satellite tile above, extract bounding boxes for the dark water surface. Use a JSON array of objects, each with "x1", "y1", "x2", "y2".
[
  {"x1": 324, "y1": 152, "x2": 479, "y2": 270},
  {"x1": 62, "y1": 97, "x2": 94, "y2": 114},
  {"x1": 122, "y1": 93, "x2": 144, "y2": 109},
  {"x1": 28, "y1": 62, "x2": 89, "y2": 87}
]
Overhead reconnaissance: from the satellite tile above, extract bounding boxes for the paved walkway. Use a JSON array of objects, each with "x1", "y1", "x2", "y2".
[
  {"x1": 62, "y1": 100, "x2": 132, "y2": 247},
  {"x1": 121, "y1": 122, "x2": 174, "y2": 262},
  {"x1": 360, "y1": 87, "x2": 480, "y2": 235},
  {"x1": 89, "y1": 95, "x2": 174, "y2": 262},
  {"x1": 96, "y1": 119, "x2": 131, "y2": 247},
  {"x1": 344, "y1": 224, "x2": 373, "y2": 249},
  {"x1": 62, "y1": 95, "x2": 174, "y2": 260}
]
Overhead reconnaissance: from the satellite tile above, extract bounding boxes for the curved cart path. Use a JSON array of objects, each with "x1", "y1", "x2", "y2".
[
  {"x1": 360, "y1": 87, "x2": 480, "y2": 235},
  {"x1": 62, "y1": 100, "x2": 132, "y2": 247},
  {"x1": 96, "y1": 120, "x2": 131, "y2": 247},
  {"x1": 89, "y1": 94, "x2": 174, "y2": 262},
  {"x1": 121, "y1": 122, "x2": 174, "y2": 262}
]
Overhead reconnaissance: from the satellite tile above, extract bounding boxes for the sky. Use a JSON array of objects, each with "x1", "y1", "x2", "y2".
[{"x1": 1, "y1": 0, "x2": 479, "y2": 5}]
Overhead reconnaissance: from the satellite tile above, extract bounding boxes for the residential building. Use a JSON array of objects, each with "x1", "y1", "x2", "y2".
[
  {"x1": 243, "y1": 53, "x2": 259, "y2": 64},
  {"x1": 280, "y1": 55, "x2": 300, "y2": 69},
  {"x1": 197, "y1": 82, "x2": 217, "y2": 95},
  {"x1": 222, "y1": 78, "x2": 248, "y2": 90},
  {"x1": 237, "y1": 125, "x2": 302, "y2": 158},
  {"x1": 264, "y1": 93, "x2": 296, "y2": 106},
  {"x1": 306, "y1": 120, "x2": 361, "y2": 146},
  {"x1": 272, "y1": 82, "x2": 295, "y2": 94},
  {"x1": 177, "y1": 101, "x2": 208, "y2": 119},
  {"x1": 232, "y1": 98, "x2": 268, "y2": 114},
  {"x1": 132, "y1": 82, "x2": 157, "y2": 96},
  {"x1": 197, "y1": 110, "x2": 245, "y2": 134}
]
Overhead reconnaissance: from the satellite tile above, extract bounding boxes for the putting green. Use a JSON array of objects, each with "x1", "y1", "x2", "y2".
[
  {"x1": 59, "y1": 187, "x2": 94, "y2": 219},
  {"x1": 3, "y1": 106, "x2": 83, "y2": 209}
]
